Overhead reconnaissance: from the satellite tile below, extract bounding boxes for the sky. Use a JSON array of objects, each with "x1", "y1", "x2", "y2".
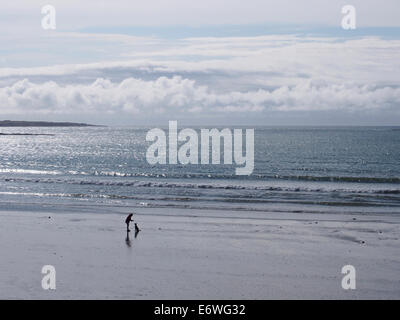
[{"x1": 0, "y1": 0, "x2": 399, "y2": 125}]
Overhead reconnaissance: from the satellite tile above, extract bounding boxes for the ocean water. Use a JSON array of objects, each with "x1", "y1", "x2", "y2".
[{"x1": 0, "y1": 126, "x2": 399, "y2": 215}]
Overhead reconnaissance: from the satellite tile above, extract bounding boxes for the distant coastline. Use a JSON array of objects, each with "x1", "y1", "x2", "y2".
[
  {"x1": 0, "y1": 133, "x2": 55, "y2": 136},
  {"x1": 0, "y1": 120, "x2": 102, "y2": 127}
]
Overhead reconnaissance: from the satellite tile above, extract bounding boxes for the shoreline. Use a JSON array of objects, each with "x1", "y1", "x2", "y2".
[{"x1": 0, "y1": 207, "x2": 399, "y2": 299}]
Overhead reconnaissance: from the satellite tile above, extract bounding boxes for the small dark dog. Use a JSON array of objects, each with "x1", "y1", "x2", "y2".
[{"x1": 134, "y1": 223, "x2": 140, "y2": 233}]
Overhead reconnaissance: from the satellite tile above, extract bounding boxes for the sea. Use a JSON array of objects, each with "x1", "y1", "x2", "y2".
[{"x1": 0, "y1": 126, "x2": 399, "y2": 216}]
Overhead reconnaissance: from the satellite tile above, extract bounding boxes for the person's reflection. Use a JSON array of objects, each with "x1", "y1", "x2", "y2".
[
  {"x1": 125, "y1": 231, "x2": 132, "y2": 247},
  {"x1": 125, "y1": 223, "x2": 141, "y2": 246}
]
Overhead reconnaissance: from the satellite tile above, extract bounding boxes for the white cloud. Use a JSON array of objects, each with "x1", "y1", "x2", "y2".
[
  {"x1": 0, "y1": 34, "x2": 399, "y2": 123},
  {"x1": 1, "y1": 35, "x2": 399, "y2": 85},
  {"x1": 1, "y1": 77, "x2": 399, "y2": 118}
]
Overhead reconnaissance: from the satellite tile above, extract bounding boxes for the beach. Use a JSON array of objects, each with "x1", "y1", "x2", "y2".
[
  {"x1": 0, "y1": 126, "x2": 399, "y2": 299},
  {"x1": 2, "y1": 0, "x2": 400, "y2": 303},
  {"x1": 1, "y1": 207, "x2": 399, "y2": 299}
]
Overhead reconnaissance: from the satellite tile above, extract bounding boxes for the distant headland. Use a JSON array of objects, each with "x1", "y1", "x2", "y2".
[{"x1": 0, "y1": 120, "x2": 102, "y2": 127}]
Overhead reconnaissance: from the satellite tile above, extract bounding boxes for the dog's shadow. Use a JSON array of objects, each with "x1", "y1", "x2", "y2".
[{"x1": 125, "y1": 229, "x2": 140, "y2": 247}]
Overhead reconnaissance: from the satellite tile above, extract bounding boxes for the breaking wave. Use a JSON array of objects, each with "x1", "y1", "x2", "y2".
[
  {"x1": 1, "y1": 176, "x2": 400, "y2": 195},
  {"x1": 1, "y1": 167, "x2": 399, "y2": 184}
]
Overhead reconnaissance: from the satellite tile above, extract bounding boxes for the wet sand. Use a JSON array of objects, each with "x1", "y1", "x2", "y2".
[{"x1": 0, "y1": 208, "x2": 399, "y2": 299}]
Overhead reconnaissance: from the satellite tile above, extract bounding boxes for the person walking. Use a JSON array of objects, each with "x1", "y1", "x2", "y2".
[{"x1": 125, "y1": 213, "x2": 134, "y2": 232}]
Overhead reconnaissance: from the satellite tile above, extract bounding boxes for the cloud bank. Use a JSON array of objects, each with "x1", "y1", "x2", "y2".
[
  {"x1": 0, "y1": 34, "x2": 399, "y2": 124},
  {"x1": 1, "y1": 77, "x2": 399, "y2": 117}
]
